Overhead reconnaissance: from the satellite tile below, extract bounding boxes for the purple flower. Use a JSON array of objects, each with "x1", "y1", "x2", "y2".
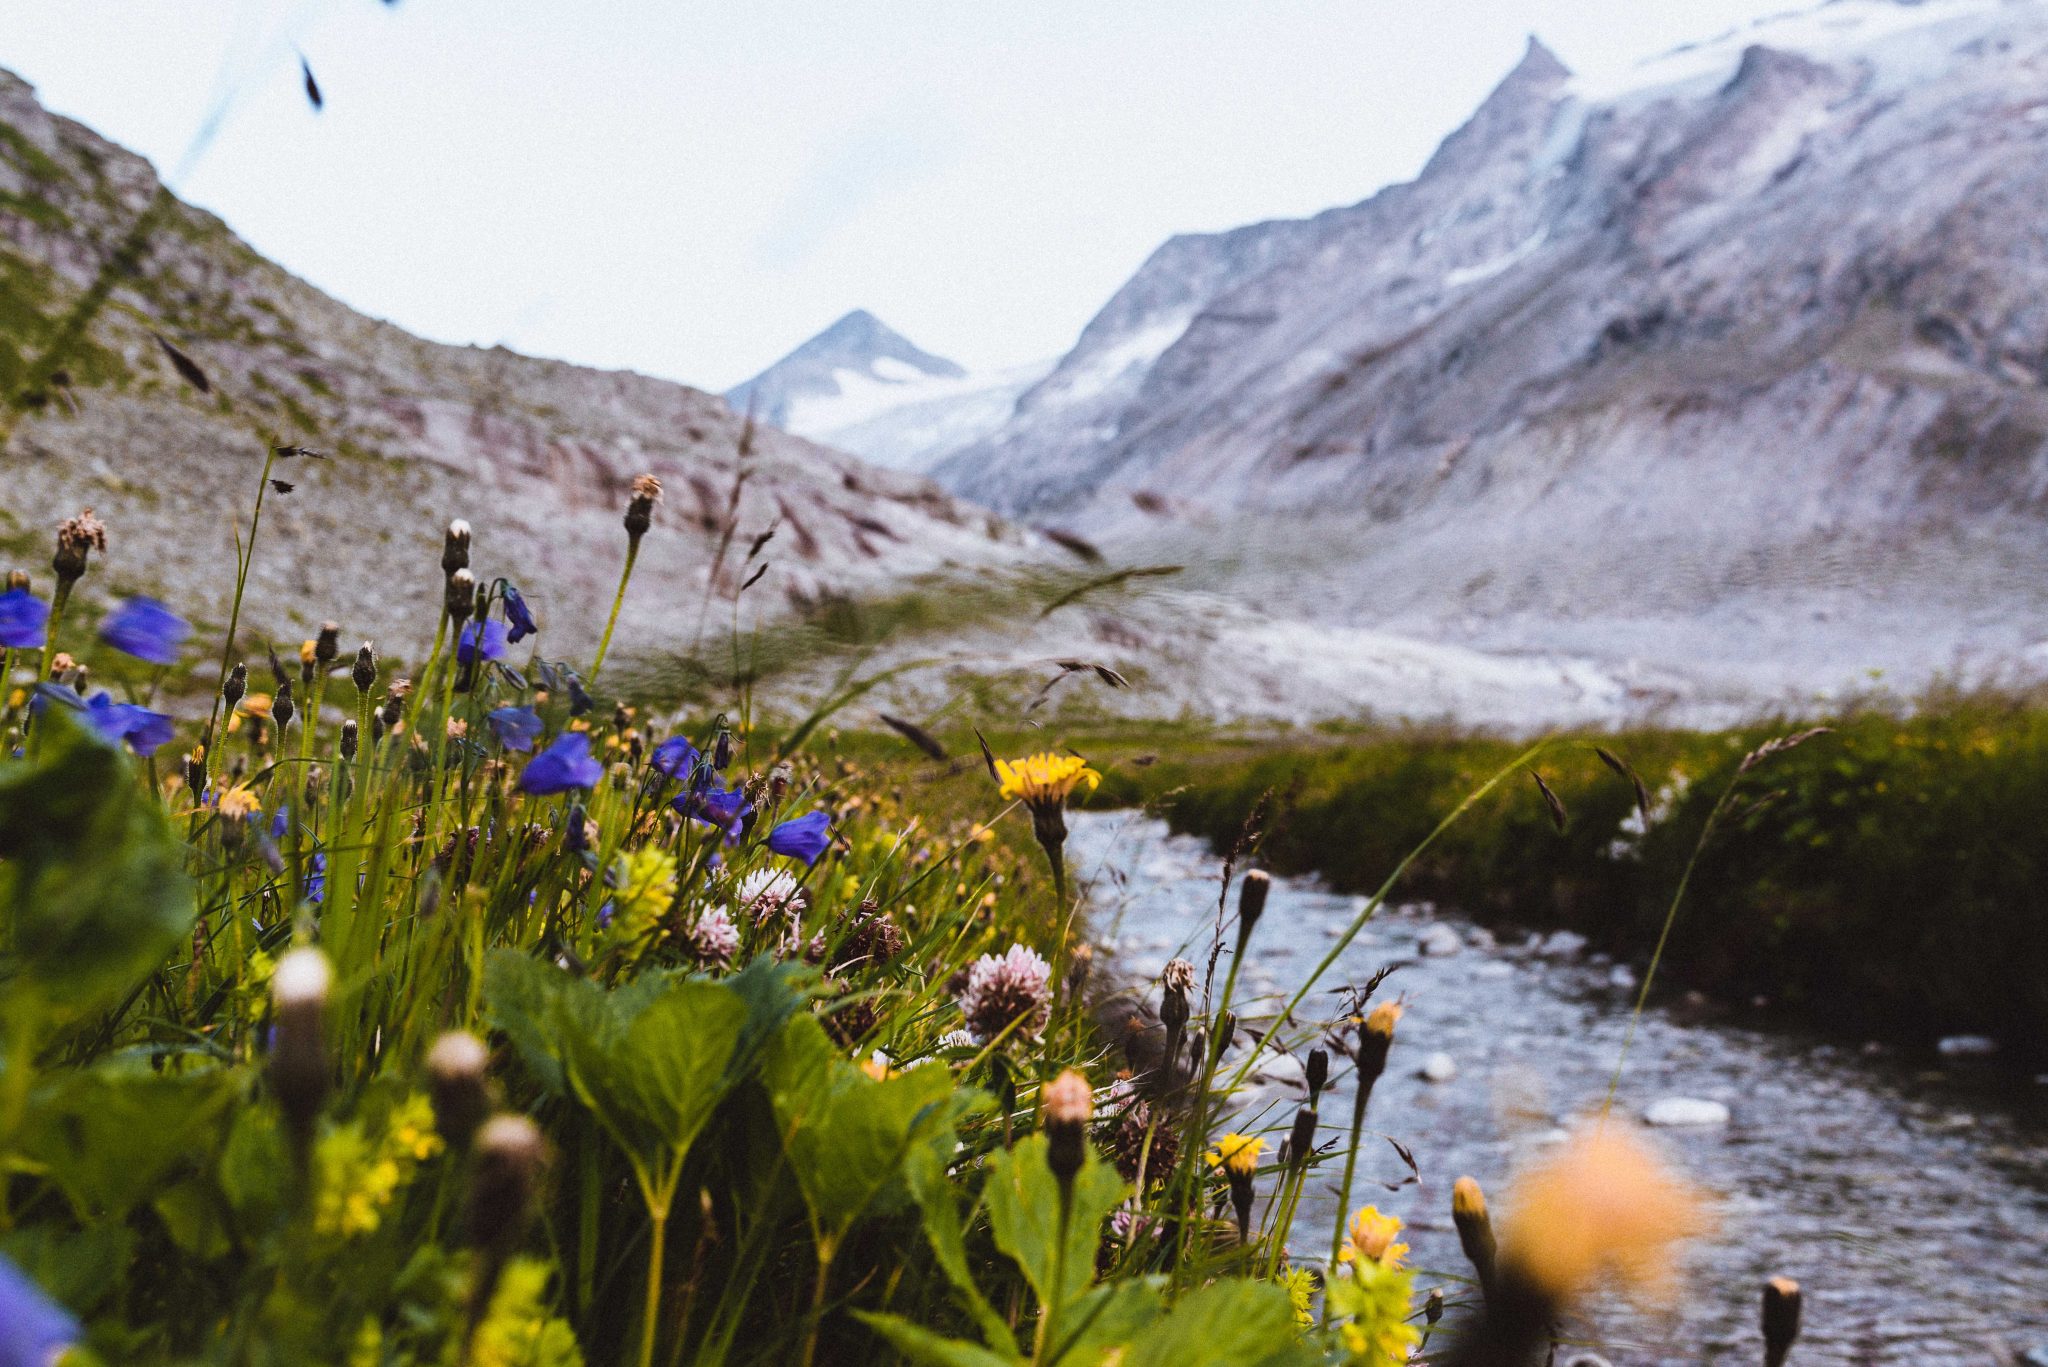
[
  {"x1": 767, "y1": 810, "x2": 832, "y2": 866},
  {"x1": 487, "y1": 705, "x2": 544, "y2": 753},
  {"x1": 0, "y1": 1253, "x2": 78, "y2": 1367},
  {"x1": 37, "y1": 687, "x2": 174, "y2": 756},
  {"x1": 519, "y1": 732, "x2": 603, "y2": 795},
  {"x1": 457, "y1": 619, "x2": 509, "y2": 666},
  {"x1": 502, "y1": 584, "x2": 538, "y2": 643},
  {"x1": 0, "y1": 589, "x2": 49, "y2": 650},
  {"x1": 99, "y1": 596, "x2": 190, "y2": 665},
  {"x1": 270, "y1": 806, "x2": 290, "y2": 841},
  {"x1": 306, "y1": 852, "x2": 327, "y2": 904},
  {"x1": 674, "y1": 782, "x2": 750, "y2": 841},
  {"x1": 651, "y1": 735, "x2": 700, "y2": 781},
  {"x1": 955, "y1": 944, "x2": 1053, "y2": 1043}
]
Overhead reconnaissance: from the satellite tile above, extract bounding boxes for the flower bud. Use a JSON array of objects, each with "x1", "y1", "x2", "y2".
[
  {"x1": 5, "y1": 569, "x2": 26, "y2": 591},
  {"x1": 1160, "y1": 958, "x2": 1194, "y2": 1032},
  {"x1": 1067, "y1": 940, "x2": 1094, "y2": 998},
  {"x1": 564, "y1": 803, "x2": 590, "y2": 853},
  {"x1": 1452, "y1": 1175, "x2": 1497, "y2": 1300},
  {"x1": 272, "y1": 678, "x2": 295, "y2": 731},
  {"x1": 268, "y1": 947, "x2": 333, "y2": 1155},
  {"x1": 314, "y1": 621, "x2": 339, "y2": 664},
  {"x1": 446, "y1": 569, "x2": 476, "y2": 624},
  {"x1": 380, "y1": 686, "x2": 406, "y2": 728},
  {"x1": 1236, "y1": 870, "x2": 1269, "y2": 946},
  {"x1": 624, "y1": 473, "x2": 661, "y2": 540},
  {"x1": 223, "y1": 662, "x2": 247, "y2": 711},
  {"x1": 1306, "y1": 1047, "x2": 1329, "y2": 1105},
  {"x1": 1286, "y1": 1105, "x2": 1317, "y2": 1169},
  {"x1": 1355, "y1": 1001, "x2": 1402, "y2": 1106},
  {"x1": 51, "y1": 508, "x2": 106, "y2": 587},
  {"x1": 183, "y1": 745, "x2": 207, "y2": 794},
  {"x1": 426, "y1": 1031, "x2": 494, "y2": 1151},
  {"x1": 1042, "y1": 1068, "x2": 1092, "y2": 1185},
  {"x1": 1424, "y1": 1287, "x2": 1444, "y2": 1326},
  {"x1": 340, "y1": 719, "x2": 359, "y2": 761},
  {"x1": 1216, "y1": 1009, "x2": 1237, "y2": 1053},
  {"x1": 351, "y1": 642, "x2": 376, "y2": 694},
  {"x1": 1763, "y1": 1277, "x2": 1802, "y2": 1367},
  {"x1": 466, "y1": 1113, "x2": 545, "y2": 1256},
  {"x1": 442, "y1": 519, "x2": 471, "y2": 577}
]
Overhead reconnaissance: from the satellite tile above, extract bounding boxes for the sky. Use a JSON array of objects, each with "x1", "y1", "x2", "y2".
[{"x1": 3, "y1": 1, "x2": 1804, "y2": 392}]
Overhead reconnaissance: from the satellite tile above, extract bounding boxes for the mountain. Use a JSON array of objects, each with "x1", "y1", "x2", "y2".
[
  {"x1": 935, "y1": 0, "x2": 2048, "y2": 709},
  {"x1": 0, "y1": 73, "x2": 1031, "y2": 675}
]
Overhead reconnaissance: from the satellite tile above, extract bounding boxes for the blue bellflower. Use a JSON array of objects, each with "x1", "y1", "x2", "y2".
[
  {"x1": 767, "y1": 810, "x2": 833, "y2": 866},
  {"x1": 0, "y1": 588, "x2": 49, "y2": 649},
  {"x1": 487, "y1": 705, "x2": 544, "y2": 753},
  {"x1": 33, "y1": 686, "x2": 175, "y2": 756},
  {"x1": 99, "y1": 596, "x2": 190, "y2": 665},
  {"x1": 519, "y1": 732, "x2": 603, "y2": 795},
  {"x1": 0, "y1": 1252, "x2": 79, "y2": 1367},
  {"x1": 650, "y1": 735, "x2": 700, "y2": 781},
  {"x1": 674, "y1": 782, "x2": 750, "y2": 842},
  {"x1": 457, "y1": 619, "x2": 509, "y2": 666},
  {"x1": 501, "y1": 583, "x2": 538, "y2": 643}
]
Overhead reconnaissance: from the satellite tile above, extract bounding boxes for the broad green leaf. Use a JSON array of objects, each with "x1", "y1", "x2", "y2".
[
  {"x1": 0, "y1": 710, "x2": 194, "y2": 1018},
  {"x1": 220, "y1": 1102, "x2": 291, "y2": 1233},
  {"x1": 904, "y1": 1098, "x2": 1015, "y2": 1358},
  {"x1": 761, "y1": 1012, "x2": 957, "y2": 1249},
  {"x1": 0, "y1": 1222, "x2": 134, "y2": 1317},
  {"x1": 482, "y1": 948, "x2": 572, "y2": 1095},
  {"x1": 985, "y1": 1134, "x2": 1126, "y2": 1316},
  {"x1": 20, "y1": 1066, "x2": 239, "y2": 1221},
  {"x1": 851, "y1": 1312, "x2": 1019, "y2": 1367},
  {"x1": 1047, "y1": 1278, "x2": 1165, "y2": 1362},
  {"x1": 1123, "y1": 1279, "x2": 1316, "y2": 1367},
  {"x1": 154, "y1": 1177, "x2": 232, "y2": 1260}
]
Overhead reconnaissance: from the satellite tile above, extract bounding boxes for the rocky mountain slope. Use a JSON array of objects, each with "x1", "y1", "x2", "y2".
[
  {"x1": 0, "y1": 73, "x2": 1032, "y2": 673},
  {"x1": 728, "y1": 310, "x2": 1046, "y2": 473},
  {"x1": 937, "y1": 0, "x2": 2048, "y2": 711}
]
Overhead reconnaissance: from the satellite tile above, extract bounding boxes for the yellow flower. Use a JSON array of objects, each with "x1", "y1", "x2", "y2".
[
  {"x1": 299, "y1": 639, "x2": 317, "y2": 666},
  {"x1": 995, "y1": 753, "x2": 1100, "y2": 807},
  {"x1": 1497, "y1": 1124, "x2": 1711, "y2": 1308},
  {"x1": 1205, "y1": 1132, "x2": 1264, "y2": 1176},
  {"x1": 859, "y1": 1055, "x2": 897, "y2": 1081},
  {"x1": 217, "y1": 783, "x2": 261, "y2": 820},
  {"x1": 1339, "y1": 1205, "x2": 1408, "y2": 1268},
  {"x1": 1281, "y1": 1266, "x2": 1315, "y2": 1328},
  {"x1": 240, "y1": 692, "x2": 273, "y2": 719}
]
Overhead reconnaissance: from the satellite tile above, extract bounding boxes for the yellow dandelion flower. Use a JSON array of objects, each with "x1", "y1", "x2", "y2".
[
  {"x1": 1339, "y1": 1205, "x2": 1409, "y2": 1268},
  {"x1": 1205, "y1": 1132, "x2": 1264, "y2": 1176},
  {"x1": 1497, "y1": 1124, "x2": 1711, "y2": 1308},
  {"x1": 240, "y1": 692, "x2": 274, "y2": 719},
  {"x1": 217, "y1": 783, "x2": 261, "y2": 820},
  {"x1": 299, "y1": 639, "x2": 317, "y2": 666},
  {"x1": 995, "y1": 752, "x2": 1100, "y2": 806}
]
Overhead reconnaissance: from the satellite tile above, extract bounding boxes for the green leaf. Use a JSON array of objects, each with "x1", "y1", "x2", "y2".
[
  {"x1": 761, "y1": 1012, "x2": 958, "y2": 1249},
  {"x1": 483, "y1": 949, "x2": 572, "y2": 1095},
  {"x1": 985, "y1": 1134, "x2": 1126, "y2": 1316},
  {"x1": 0, "y1": 1222, "x2": 135, "y2": 1317},
  {"x1": 0, "y1": 709, "x2": 195, "y2": 1018},
  {"x1": 154, "y1": 1176, "x2": 232, "y2": 1260},
  {"x1": 904, "y1": 1098, "x2": 1015, "y2": 1358},
  {"x1": 219, "y1": 1101, "x2": 291, "y2": 1233},
  {"x1": 1123, "y1": 1279, "x2": 1316, "y2": 1367},
  {"x1": 20, "y1": 1065, "x2": 239, "y2": 1222},
  {"x1": 851, "y1": 1312, "x2": 1019, "y2": 1367}
]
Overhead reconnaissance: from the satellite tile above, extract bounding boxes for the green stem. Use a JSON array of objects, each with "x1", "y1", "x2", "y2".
[
  {"x1": 1035, "y1": 1186, "x2": 1074, "y2": 1365},
  {"x1": 591, "y1": 539, "x2": 642, "y2": 683},
  {"x1": 798, "y1": 1237, "x2": 835, "y2": 1367},
  {"x1": 639, "y1": 1204, "x2": 670, "y2": 1367},
  {"x1": 1324, "y1": 1087, "x2": 1371, "y2": 1322}
]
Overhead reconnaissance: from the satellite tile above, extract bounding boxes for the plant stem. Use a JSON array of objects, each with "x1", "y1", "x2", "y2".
[
  {"x1": 639, "y1": 1205, "x2": 669, "y2": 1367},
  {"x1": 591, "y1": 539, "x2": 641, "y2": 683},
  {"x1": 1035, "y1": 1186, "x2": 1074, "y2": 1365},
  {"x1": 799, "y1": 1239, "x2": 835, "y2": 1367}
]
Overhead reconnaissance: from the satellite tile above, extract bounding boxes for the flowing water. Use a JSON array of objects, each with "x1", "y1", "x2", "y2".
[{"x1": 1069, "y1": 810, "x2": 2048, "y2": 1366}]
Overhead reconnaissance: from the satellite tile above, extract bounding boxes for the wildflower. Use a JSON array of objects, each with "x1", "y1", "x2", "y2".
[
  {"x1": 315, "y1": 621, "x2": 340, "y2": 665},
  {"x1": 458, "y1": 618, "x2": 509, "y2": 666},
  {"x1": 1355, "y1": 1001, "x2": 1401, "y2": 1105},
  {"x1": 446, "y1": 568, "x2": 477, "y2": 624},
  {"x1": 351, "y1": 642, "x2": 377, "y2": 694},
  {"x1": 501, "y1": 582, "x2": 538, "y2": 643},
  {"x1": 1205, "y1": 1132, "x2": 1264, "y2": 1177},
  {"x1": 1280, "y1": 1266, "x2": 1315, "y2": 1329},
  {"x1": 426, "y1": 1031, "x2": 494, "y2": 1151},
  {"x1": 1763, "y1": 1276, "x2": 1803, "y2": 1367},
  {"x1": 312, "y1": 1095, "x2": 443, "y2": 1239},
  {"x1": 674, "y1": 781, "x2": 750, "y2": 840},
  {"x1": 1452, "y1": 1175, "x2": 1497, "y2": 1299},
  {"x1": 270, "y1": 946, "x2": 334, "y2": 1155},
  {"x1": 1306, "y1": 1046, "x2": 1329, "y2": 1104},
  {"x1": 1042, "y1": 1068, "x2": 1093, "y2": 1184},
  {"x1": 518, "y1": 733, "x2": 602, "y2": 795},
  {"x1": 1236, "y1": 869, "x2": 1270, "y2": 950},
  {"x1": 624, "y1": 472, "x2": 662, "y2": 541},
  {"x1": 859, "y1": 1053, "x2": 897, "y2": 1082},
  {"x1": 811, "y1": 906, "x2": 905, "y2": 974},
  {"x1": 0, "y1": 1252, "x2": 79, "y2": 1366},
  {"x1": 487, "y1": 705, "x2": 543, "y2": 753},
  {"x1": 650, "y1": 734, "x2": 701, "y2": 781},
  {"x1": 51, "y1": 507, "x2": 106, "y2": 589},
  {"x1": 678, "y1": 906, "x2": 740, "y2": 968},
  {"x1": 603, "y1": 846, "x2": 677, "y2": 949},
  {"x1": 1328, "y1": 1254, "x2": 1421, "y2": 1367},
  {"x1": 1285, "y1": 1104, "x2": 1317, "y2": 1168},
  {"x1": 1495, "y1": 1124, "x2": 1709, "y2": 1309},
  {"x1": 995, "y1": 751, "x2": 1099, "y2": 900},
  {"x1": 466, "y1": 1113, "x2": 545, "y2": 1259},
  {"x1": 223, "y1": 661, "x2": 247, "y2": 711},
  {"x1": 955, "y1": 943, "x2": 1053, "y2": 1042},
  {"x1": 441, "y1": 519, "x2": 471, "y2": 578},
  {"x1": 99, "y1": 596, "x2": 190, "y2": 665},
  {"x1": 217, "y1": 782, "x2": 262, "y2": 821},
  {"x1": 273, "y1": 679, "x2": 296, "y2": 733},
  {"x1": 766, "y1": 809, "x2": 832, "y2": 865},
  {"x1": 0, "y1": 587, "x2": 49, "y2": 649},
  {"x1": 306, "y1": 852, "x2": 327, "y2": 904},
  {"x1": 1105, "y1": 1091, "x2": 1176, "y2": 1186},
  {"x1": 1339, "y1": 1206, "x2": 1409, "y2": 1268},
  {"x1": 340, "y1": 719, "x2": 358, "y2": 761},
  {"x1": 33, "y1": 686, "x2": 175, "y2": 756}
]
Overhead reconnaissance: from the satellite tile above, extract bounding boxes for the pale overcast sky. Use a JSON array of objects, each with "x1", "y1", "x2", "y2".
[{"x1": 5, "y1": 2, "x2": 1798, "y2": 391}]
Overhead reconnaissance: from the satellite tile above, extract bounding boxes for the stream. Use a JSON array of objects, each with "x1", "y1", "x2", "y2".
[{"x1": 1069, "y1": 810, "x2": 2048, "y2": 1366}]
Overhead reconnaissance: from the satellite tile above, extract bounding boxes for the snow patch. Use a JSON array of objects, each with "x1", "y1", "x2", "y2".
[{"x1": 1445, "y1": 231, "x2": 1548, "y2": 288}]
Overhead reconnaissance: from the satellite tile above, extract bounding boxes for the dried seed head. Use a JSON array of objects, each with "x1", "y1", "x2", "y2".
[
  {"x1": 340, "y1": 719, "x2": 359, "y2": 761},
  {"x1": 314, "y1": 621, "x2": 340, "y2": 663},
  {"x1": 466, "y1": 1113, "x2": 545, "y2": 1255},
  {"x1": 352, "y1": 642, "x2": 377, "y2": 694},
  {"x1": 1042, "y1": 1068, "x2": 1092, "y2": 1184},
  {"x1": 426, "y1": 1031, "x2": 494, "y2": 1151},
  {"x1": 1424, "y1": 1288, "x2": 1444, "y2": 1325},
  {"x1": 446, "y1": 569, "x2": 476, "y2": 623},
  {"x1": 442, "y1": 519, "x2": 471, "y2": 576},
  {"x1": 272, "y1": 678, "x2": 296, "y2": 731},
  {"x1": 1237, "y1": 870, "x2": 1270, "y2": 944},
  {"x1": 380, "y1": 684, "x2": 407, "y2": 727},
  {"x1": 1306, "y1": 1047, "x2": 1330, "y2": 1104},
  {"x1": 624, "y1": 473, "x2": 662, "y2": 539},
  {"x1": 269, "y1": 947, "x2": 333, "y2": 1152},
  {"x1": 223, "y1": 662, "x2": 247, "y2": 710},
  {"x1": 1762, "y1": 1277, "x2": 1802, "y2": 1367},
  {"x1": 52, "y1": 507, "x2": 107, "y2": 585},
  {"x1": 1067, "y1": 940, "x2": 1094, "y2": 996}
]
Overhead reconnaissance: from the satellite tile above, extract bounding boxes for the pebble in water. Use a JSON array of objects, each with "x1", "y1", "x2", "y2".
[
  {"x1": 1644, "y1": 1096, "x2": 1732, "y2": 1127},
  {"x1": 1418, "y1": 924, "x2": 1463, "y2": 957},
  {"x1": 1419, "y1": 1052, "x2": 1458, "y2": 1084},
  {"x1": 1937, "y1": 1035, "x2": 2000, "y2": 1058}
]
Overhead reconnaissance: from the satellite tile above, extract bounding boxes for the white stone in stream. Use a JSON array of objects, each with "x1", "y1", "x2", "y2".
[
  {"x1": 1937, "y1": 1035, "x2": 2000, "y2": 1058},
  {"x1": 1644, "y1": 1097, "x2": 1730, "y2": 1127},
  {"x1": 1539, "y1": 929, "x2": 1589, "y2": 959},
  {"x1": 1565, "y1": 1355, "x2": 1614, "y2": 1367},
  {"x1": 1476, "y1": 960, "x2": 1514, "y2": 979},
  {"x1": 1418, "y1": 925, "x2": 1463, "y2": 957},
  {"x1": 1607, "y1": 964, "x2": 1639, "y2": 991},
  {"x1": 1419, "y1": 1052, "x2": 1457, "y2": 1083},
  {"x1": 1466, "y1": 926, "x2": 1497, "y2": 950}
]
